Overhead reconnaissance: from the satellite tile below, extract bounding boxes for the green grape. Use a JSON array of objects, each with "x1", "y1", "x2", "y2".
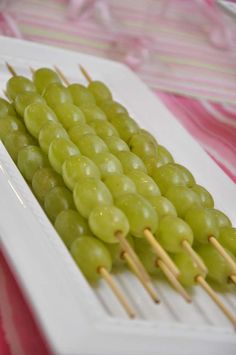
[
  {"x1": 33, "y1": 68, "x2": 61, "y2": 94},
  {"x1": 48, "y1": 138, "x2": 80, "y2": 174},
  {"x1": 70, "y1": 236, "x2": 112, "y2": 283},
  {"x1": 68, "y1": 123, "x2": 95, "y2": 144},
  {"x1": 73, "y1": 177, "x2": 113, "y2": 218},
  {"x1": 151, "y1": 163, "x2": 188, "y2": 195},
  {"x1": 156, "y1": 216, "x2": 193, "y2": 253},
  {"x1": 0, "y1": 115, "x2": 25, "y2": 140},
  {"x1": 116, "y1": 193, "x2": 158, "y2": 238},
  {"x1": 24, "y1": 102, "x2": 58, "y2": 138},
  {"x1": 53, "y1": 102, "x2": 85, "y2": 130},
  {"x1": 0, "y1": 98, "x2": 16, "y2": 118},
  {"x1": 88, "y1": 80, "x2": 112, "y2": 103},
  {"x1": 127, "y1": 171, "x2": 161, "y2": 200},
  {"x1": 197, "y1": 244, "x2": 233, "y2": 285},
  {"x1": 89, "y1": 120, "x2": 118, "y2": 139},
  {"x1": 139, "y1": 129, "x2": 158, "y2": 146},
  {"x1": 156, "y1": 145, "x2": 174, "y2": 167},
  {"x1": 99, "y1": 100, "x2": 127, "y2": 118},
  {"x1": 39, "y1": 121, "x2": 68, "y2": 154},
  {"x1": 55, "y1": 209, "x2": 90, "y2": 248},
  {"x1": 148, "y1": 196, "x2": 177, "y2": 219},
  {"x1": 80, "y1": 105, "x2": 107, "y2": 122},
  {"x1": 6, "y1": 75, "x2": 36, "y2": 101},
  {"x1": 109, "y1": 114, "x2": 139, "y2": 142},
  {"x1": 209, "y1": 209, "x2": 232, "y2": 228},
  {"x1": 62, "y1": 155, "x2": 101, "y2": 190},
  {"x1": 75, "y1": 134, "x2": 108, "y2": 158},
  {"x1": 43, "y1": 83, "x2": 72, "y2": 109},
  {"x1": 115, "y1": 151, "x2": 147, "y2": 174},
  {"x1": 68, "y1": 83, "x2": 96, "y2": 107},
  {"x1": 191, "y1": 184, "x2": 214, "y2": 208},
  {"x1": 44, "y1": 186, "x2": 74, "y2": 222},
  {"x1": 91, "y1": 152, "x2": 123, "y2": 179},
  {"x1": 185, "y1": 207, "x2": 219, "y2": 244},
  {"x1": 17, "y1": 145, "x2": 48, "y2": 182},
  {"x1": 165, "y1": 186, "x2": 201, "y2": 218},
  {"x1": 3, "y1": 131, "x2": 35, "y2": 162},
  {"x1": 128, "y1": 133, "x2": 157, "y2": 160},
  {"x1": 14, "y1": 92, "x2": 45, "y2": 117},
  {"x1": 106, "y1": 235, "x2": 134, "y2": 267},
  {"x1": 89, "y1": 205, "x2": 129, "y2": 243},
  {"x1": 174, "y1": 164, "x2": 195, "y2": 187},
  {"x1": 32, "y1": 167, "x2": 64, "y2": 203},
  {"x1": 219, "y1": 227, "x2": 236, "y2": 255},
  {"x1": 172, "y1": 252, "x2": 205, "y2": 287},
  {"x1": 134, "y1": 239, "x2": 160, "y2": 276},
  {"x1": 104, "y1": 173, "x2": 136, "y2": 199},
  {"x1": 103, "y1": 136, "x2": 129, "y2": 154}
]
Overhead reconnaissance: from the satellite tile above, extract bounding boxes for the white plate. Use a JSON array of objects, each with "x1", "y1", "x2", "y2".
[{"x1": 0, "y1": 36, "x2": 235, "y2": 355}]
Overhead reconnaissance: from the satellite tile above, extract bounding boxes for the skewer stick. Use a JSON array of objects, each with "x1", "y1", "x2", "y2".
[
  {"x1": 5, "y1": 62, "x2": 17, "y2": 76},
  {"x1": 181, "y1": 240, "x2": 208, "y2": 274},
  {"x1": 122, "y1": 251, "x2": 160, "y2": 303},
  {"x1": 229, "y1": 274, "x2": 236, "y2": 285},
  {"x1": 196, "y1": 275, "x2": 236, "y2": 328},
  {"x1": 115, "y1": 231, "x2": 150, "y2": 282},
  {"x1": 209, "y1": 236, "x2": 236, "y2": 274},
  {"x1": 29, "y1": 66, "x2": 35, "y2": 75},
  {"x1": 54, "y1": 66, "x2": 70, "y2": 86},
  {"x1": 98, "y1": 266, "x2": 136, "y2": 318},
  {"x1": 79, "y1": 65, "x2": 92, "y2": 83},
  {"x1": 144, "y1": 229, "x2": 180, "y2": 277},
  {"x1": 156, "y1": 259, "x2": 191, "y2": 303}
]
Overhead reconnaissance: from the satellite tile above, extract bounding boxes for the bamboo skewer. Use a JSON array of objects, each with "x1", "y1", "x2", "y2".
[
  {"x1": 79, "y1": 65, "x2": 92, "y2": 83},
  {"x1": 196, "y1": 275, "x2": 236, "y2": 328},
  {"x1": 115, "y1": 231, "x2": 150, "y2": 283},
  {"x1": 143, "y1": 229, "x2": 180, "y2": 278},
  {"x1": 5, "y1": 62, "x2": 17, "y2": 76},
  {"x1": 98, "y1": 266, "x2": 136, "y2": 318},
  {"x1": 156, "y1": 259, "x2": 191, "y2": 303},
  {"x1": 54, "y1": 66, "x2": 70, "y2": 85},
  {"x1": 229, "y1": 274, "x2": 236, "y2": 285},
  {"x1": 181, "y1": 240, "x2": 208, "y2": 274},
  {"x1": 122, "y1": 251, "x2": 160, "y2": 303},
  {"x1": 209, "y1": 236, "x2": 236, "y2": 274}
]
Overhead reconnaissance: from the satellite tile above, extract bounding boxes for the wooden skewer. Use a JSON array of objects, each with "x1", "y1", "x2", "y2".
[
  {"x1": 209, "y1": 236, "x2": 236, "y2": 274},
  {"x1": 54, "y1": 66, "x2": 70, "y2": 86},
  {"x1": 143, "y1": 229, "x2": 180, "y2": 278},
  {"x1": 181, "y1": 240, "x2": 208, "y2": 274},
  {"x1": 79, "y1": 65, "x2": 92, "y2": 83},
  {"x1": 122, "y1": 251, "x2": 160, "y2": 303},
  {"x1": 156, "y1": 259, "x2": 191, "y2": 303},
  {"x1": 5, "y1": 62, "x2": 17, "y2": 76},
  {"x1": 29, "y1": 66, "x2": 35, "y2": 75},
  {"x1": 98, "y1": 266, "x2": 136, "y2": 318},
  {"x1": 115, "y1": 231, "x2": 150, "y2": 283},
  {"x1": 196, "y1": 275, "x2": 236, "y2": 328},
  {"x1": 229, "y1": 274, "x2": 236, "y2": 285}
]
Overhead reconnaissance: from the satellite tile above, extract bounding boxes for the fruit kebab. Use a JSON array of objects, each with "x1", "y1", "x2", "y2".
[
  {"x1": 75, "y1": 65, "x2": 207, "y2": 275},
  {"x1": 173, "y1": 252, "x2": 236, "y2": 328},
  {"x1": 5, "y1": 64, "x2": 154, "y2": 288},
  {"x1": 3, "y1": 64, "x2": 162, "y2": 304},
  {"x1": 54, "y1": 65, "x2": 184, "y2": 278}
]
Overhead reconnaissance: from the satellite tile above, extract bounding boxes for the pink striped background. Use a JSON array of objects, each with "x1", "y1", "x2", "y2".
[{"x1": 0, "y1": 0, "x2": 236, "y2": 354}]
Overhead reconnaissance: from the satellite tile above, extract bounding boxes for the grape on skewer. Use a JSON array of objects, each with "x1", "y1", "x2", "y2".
[
  {"x1": 78, "y1": 64, "x2": 180, "y2": 278},
  {"x1": 70, "y1": 236, "x2": 136, "y2": 318},
  {"x1": 173, "y1": 252, "x2": 236, "y2": 328},
  {"x1": 185, "y1": 207, "x2": 236, "y2": 274}
]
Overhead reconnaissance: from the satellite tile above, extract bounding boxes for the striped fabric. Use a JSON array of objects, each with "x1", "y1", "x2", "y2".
[{"x1": 0, "y1": 1, "x2": 236, "y2": 354}]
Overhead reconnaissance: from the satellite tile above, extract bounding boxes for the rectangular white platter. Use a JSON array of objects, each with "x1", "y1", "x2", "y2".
[{"x1": 0, "y1": 36, "x2": 236, "y2": 355}]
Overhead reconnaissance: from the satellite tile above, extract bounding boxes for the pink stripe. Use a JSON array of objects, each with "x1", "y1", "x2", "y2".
[{"x1": 211, "y1": 103, "x2": 236, "y2": 121}]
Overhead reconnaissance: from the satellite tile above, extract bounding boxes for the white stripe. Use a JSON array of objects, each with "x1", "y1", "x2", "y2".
[
  {"x1": 201, "y1": 100, "x2": 236, "y2": 128},
  {"x1": 204, "y1": 145, "x2": 236, "y2": 177}
]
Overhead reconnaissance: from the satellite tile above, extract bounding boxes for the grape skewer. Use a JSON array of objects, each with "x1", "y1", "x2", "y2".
[
  {"x1": 77, "y1": 64, "x2": 181, "y2": 278},
  {"x1": 3, "y1": 64, "x2": 138, "y2": 318}
]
